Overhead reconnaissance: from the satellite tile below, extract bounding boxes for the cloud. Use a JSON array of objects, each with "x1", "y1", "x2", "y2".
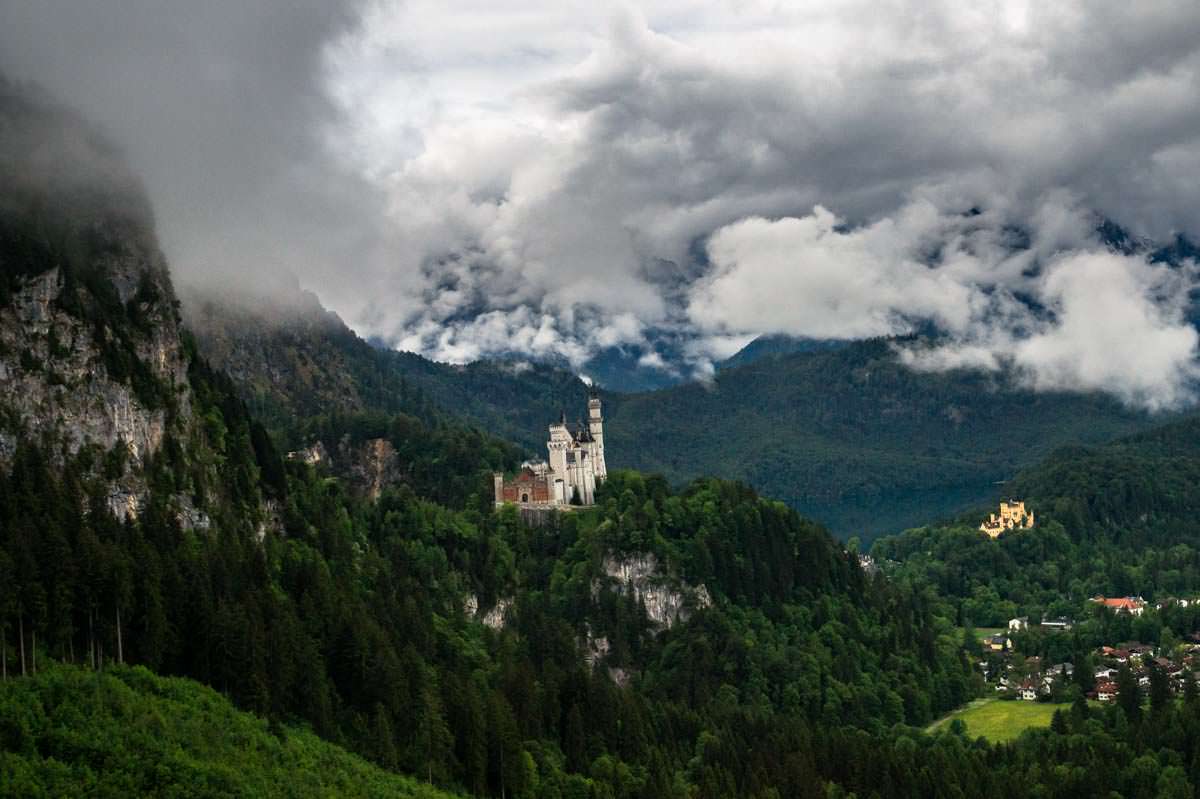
[
  {"x1": 1012, "y1": 252, "x2": 1199, "y2": 409},
  {"x1": 689, "y1": 202, "x2": 983, "y2": 340},
  {"x1": 0, "y1": 1, "x2": 378, "y2": 308},
  {"x1": 2, "y1": 1, "x2": 1200, "y2": 405},
  {"x1": 897, "y1": 248, "x2": 1200, "y2": 410}
]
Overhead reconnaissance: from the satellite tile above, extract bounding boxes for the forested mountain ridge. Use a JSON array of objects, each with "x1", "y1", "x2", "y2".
[
  {"x1": 606, "y1": 338, "x2": 1159, "y2": 539},
  {"x1": 0, "y1": 663, "x2": 463, "y2": 798},
  {"x1": 185, "y1": 281, "x2": 1164, "y2": 541},
  {"x1": 0, "y1": 79, "x2": 977, "y2": 797},
  {"x1": 9, "y1": 78, "x2": 1200, "y2": 798},
  {"x1": 181, "y1": 280, "x2": 592, "y2": 457},
  {"x1": 180, "y1": 282, "x2": 536, "y2": 509},
  {"x1": 872, "y1": 410, "x2": 1200, "y2": 625}
]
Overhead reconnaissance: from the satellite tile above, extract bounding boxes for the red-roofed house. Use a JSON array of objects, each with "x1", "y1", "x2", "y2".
[{"x1": 1092, "y1": 596, "x2": 1147, "y2": 617}]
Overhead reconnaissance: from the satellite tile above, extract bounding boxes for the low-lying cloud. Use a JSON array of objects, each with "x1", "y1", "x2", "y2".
[
  {"x1": 696, "y1": 199, "x2": 1200, "y2": 410},
  {"x1": 2, "y1": 1, "x2": 1200, "y2": 407}
]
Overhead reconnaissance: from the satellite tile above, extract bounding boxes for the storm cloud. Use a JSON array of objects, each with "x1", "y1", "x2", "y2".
[{"x1": 3, "y1": 1, "x2": 1199, "y2": 406}]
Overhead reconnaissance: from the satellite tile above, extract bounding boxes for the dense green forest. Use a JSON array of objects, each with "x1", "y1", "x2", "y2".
[
  {"x1": 605, "y1": 339, "x2": 1159, "y2": 538},
  {"x1": 13, "y1": 73, "x2": 1200, "y2": 798},
  {"x1": 0, "y1": 365, "x2": 979, "y2": 796},
  {"x1": 184, "y1": 280, "x2": 1166, "y2": 541},
  {"x1": 0, "y1": 664, "x2": 461, "y2": 798},
  {"x1": 873, "y1": 413, "x2": 1200, "y2": 625}
]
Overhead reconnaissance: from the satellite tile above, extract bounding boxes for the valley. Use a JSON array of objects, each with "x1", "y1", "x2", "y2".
[{"x1": 4, "y1": 13, "x2": 1200, "y2": 797}]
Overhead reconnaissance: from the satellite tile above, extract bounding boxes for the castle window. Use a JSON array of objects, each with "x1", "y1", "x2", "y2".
[{"x1": 521, "y1": 493, "x2": 529, "y2": 503}]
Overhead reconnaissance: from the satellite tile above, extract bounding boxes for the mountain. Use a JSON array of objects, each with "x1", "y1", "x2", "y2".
[
  {"x1": 1004, "y1": 412, "x2": 1200, "y2": 547},
  {"x1": 181, "y1": 280, "x2": 590, "y2": 458},
  {"x1": 0, "y1": 663, "x2": 460, "y2": 798},
  {"x1": 184, "y1": 282, "x2": 1167, "y2": 541},
  {"x1": 0, "y1": 78, "x2": 235, "y2": 528},
  {"x1": 1, "y1": 82, "x2": 977, "y2": 798},
  {"x1": 871, "y1": 410, "x2": 1200, "y2": 625},
  {"x1": 717, "y1": 334, "x2": 848, "y2": 371},
  {"x1": 603, "y1": 338, "x2": 1160, "y2": 540}
]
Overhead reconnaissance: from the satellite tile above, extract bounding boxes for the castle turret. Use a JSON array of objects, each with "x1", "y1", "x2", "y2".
[
  {"x1": 588, "y1": 394, "x2": 606, "y2": 480},
  {"x1": 547, "y1": 412, "x2": 572, "y2": 496}
]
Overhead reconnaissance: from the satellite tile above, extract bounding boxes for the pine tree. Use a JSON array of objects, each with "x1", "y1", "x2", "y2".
[{"x1": 1116, "y1": 664, "x2": 1141, "y2": 724}]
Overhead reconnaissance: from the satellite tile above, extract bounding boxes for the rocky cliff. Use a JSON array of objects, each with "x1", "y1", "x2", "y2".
[
  {"x1": 0, "y1": 80, "x2": 196, "y2": 521},
  {"x1": 595, "y1": 552, "x2": 712, "y2": 630}
]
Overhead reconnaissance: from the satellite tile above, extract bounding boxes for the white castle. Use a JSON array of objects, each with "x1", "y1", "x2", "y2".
[{"x1": 493, "y1": 395, "x2": 607, "y2": 508}]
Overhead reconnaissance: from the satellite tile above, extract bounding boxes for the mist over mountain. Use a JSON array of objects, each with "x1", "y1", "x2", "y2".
[
  {"x1": 9, "y1": 5, "x2": 1200, "y2": 797},
  {"x1": 3, "y1": 2, "x2": 1200, "y2": 406}
]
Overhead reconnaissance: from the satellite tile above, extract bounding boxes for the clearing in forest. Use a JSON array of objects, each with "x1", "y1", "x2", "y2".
[{"x1": 926, "y1": 698, "x2": 1065, "y2": 742}]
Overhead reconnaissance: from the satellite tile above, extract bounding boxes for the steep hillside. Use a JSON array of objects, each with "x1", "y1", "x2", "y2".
[
  {"x1": 604, "y1": 338, "x2": 1157, "y2": 540},
  {"x1": 0, "y1": 664, "x2": 460, "y2": 798},
  {"x1": 185, "y1": 282, "x2": 1164, "y2": 540},
  {"x1": 181, "y1": 284, "x2": 530, "y2": 508},
  {"x1": 1004, "y1": 412, "x2": 1200, "y2": 544},
  {"x1": 181, "y1": 281, "x2": 589, "y2": 457},
  {"x1": 0, "y1": 79, "x2": 222, "y2": 526},
  {"x1": 872, "y1": 411, "x2": 1200, "y2": 625}
]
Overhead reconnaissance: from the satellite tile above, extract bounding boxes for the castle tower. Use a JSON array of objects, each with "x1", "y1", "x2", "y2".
[
  {"x1": 588, "y1": 394, "x2": 606, "y2": 480},
  {"x1": 547, "y1": 412, "x2": 573, "y2": 502}
]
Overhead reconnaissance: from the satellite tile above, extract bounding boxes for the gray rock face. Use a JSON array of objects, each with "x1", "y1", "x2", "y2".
[
  {"x1": 286, "y1": 437, "x2": 404, "y2": 502},
  {"x1": 1, "y1": 267, "x2": 186, "y2": 452},
  {"x1": 346, "y1": 437, "x2": 399, "y2": 502},
  {"x1": 595, "y1": 553, "x2": 712, "y2": 630},
  {"x1": 0, "y1": 84, "x2": 232, "y2": 532},
  {"x1": 481, "y1": 597, "x2": 513, "y2": 630},
  {"x1": 0, "y1": 255, "x2": 190, "y2": 521}
]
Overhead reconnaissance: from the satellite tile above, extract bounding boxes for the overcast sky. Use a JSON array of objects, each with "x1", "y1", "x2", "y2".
[{"x1": 2, "y1": 1, "x2": 1200, "y2": 407}]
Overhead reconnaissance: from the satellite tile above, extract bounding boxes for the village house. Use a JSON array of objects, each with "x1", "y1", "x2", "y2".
[
  {"x1": 1091, "y1": 596, "x2": 1147, "y2": 616},
  {"x1": 1018, "y1": 680, "x2": 1040, "y2": 702},
  {"x1": 1096, "y1": 681, "x2": 1119, "y2": 702},
  {"x1": 1047, "y1": 662, "x2": 1074, "y2": 680},
  {"x1": 1103, "y1": 647, "x2": 1131, "y2": 664},
  {"x1": 984, "y1": 634, "x2": 1011, "y2": 653},
  {"x1": 1040, "y1": 617, "x2": 1073, "y2": 632},
  {"x1": 1008, "y1": 617, "x2": 1028, "y2": 632}
]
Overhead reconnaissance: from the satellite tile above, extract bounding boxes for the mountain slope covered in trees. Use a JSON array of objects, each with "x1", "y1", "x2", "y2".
[
  {"x1": 605, "y1": 338, "x2": 1157, "y2": 540},
  {"x1": 872, "y1": 410, "x2": 1200, "y2": 625},
  {"x1": 0, "y1": 78, "x2": 976, "y2": 797},
  {"x1": 12, "y1": 78, "x2": 1200, "y2": 799},
  {"x1": 185, "y1": 283, "x2": 1163, "y2": 541},
  {"x1": 181, "y1": 282, "x2": 591, "y2": 457},
  {"x1": 0, "y1": 663, "x2": 461, "y2": 798}
]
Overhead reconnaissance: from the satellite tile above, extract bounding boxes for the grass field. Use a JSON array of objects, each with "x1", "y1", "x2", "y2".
[
  {"x1": 953, "y1": 626, "x2": 1007, "y2": 640},
  {"x1": 926, "y1": 698, "x2": 1064, "y2": 742}
]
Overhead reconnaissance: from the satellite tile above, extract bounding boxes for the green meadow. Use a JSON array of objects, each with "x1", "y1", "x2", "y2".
[{"x1": 927, "y1": 698, "x2": 1065, "y2": 743}]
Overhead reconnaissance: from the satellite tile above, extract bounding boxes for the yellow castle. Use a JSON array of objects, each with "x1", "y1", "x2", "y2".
[{"x1": 980, "y1": 500, "x2": 1034, "y2": 538}]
